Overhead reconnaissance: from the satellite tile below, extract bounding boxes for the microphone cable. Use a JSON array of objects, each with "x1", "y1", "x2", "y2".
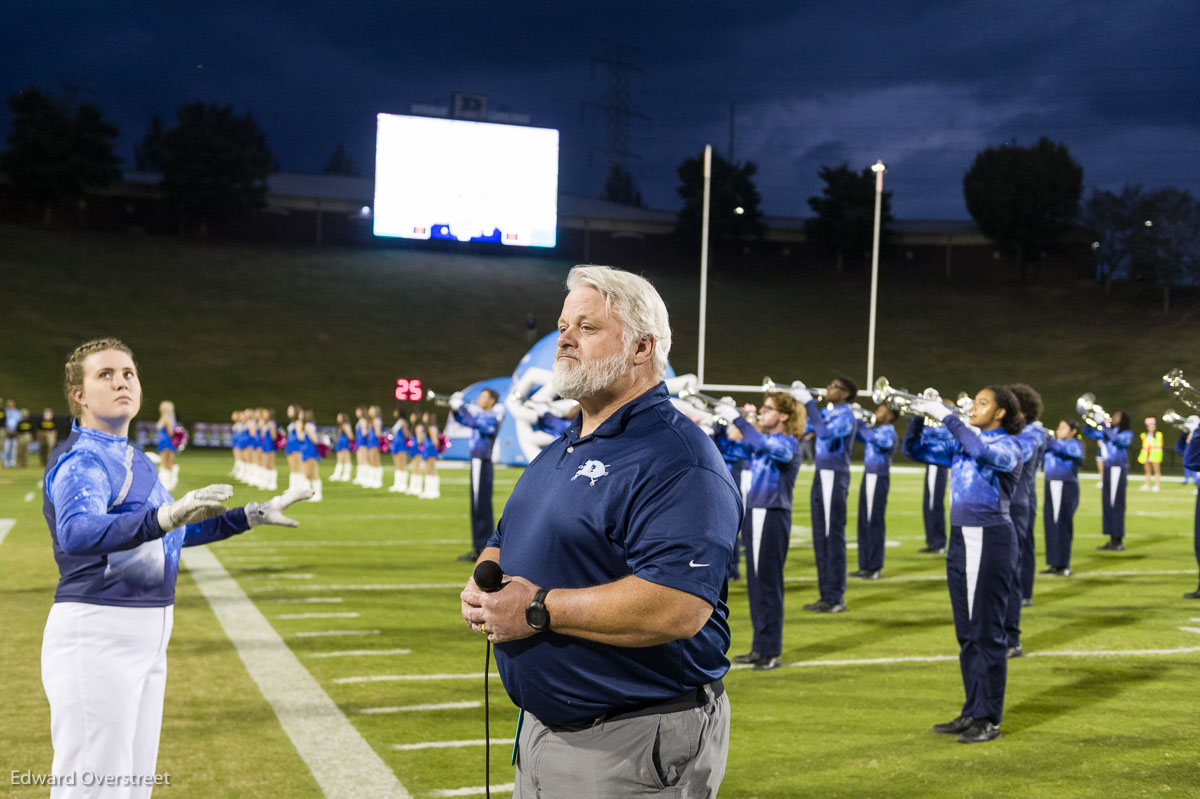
[{"x1": 472, "y1": 560, "x2": 503, "y2": 799}]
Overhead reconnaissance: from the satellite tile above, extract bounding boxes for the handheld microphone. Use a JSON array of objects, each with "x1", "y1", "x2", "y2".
[
  {"x1": 474, "y1": 559, "x2": 503, "y2": 592},
  {"x1": 472, "y1": 559, "x2": 503, "y2": 799}
]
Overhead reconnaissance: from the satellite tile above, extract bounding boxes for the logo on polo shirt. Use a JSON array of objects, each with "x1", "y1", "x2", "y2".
[{"x1": 571, "y1": 459, "x2": 610, "y2": 486}]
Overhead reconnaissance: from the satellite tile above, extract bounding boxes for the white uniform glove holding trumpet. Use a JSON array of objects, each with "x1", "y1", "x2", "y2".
[
  {"x1": 909, "y1": 398, "x2": 954, "y2": 423},
  {"x1": 715, "y1": 403, "x2": 742, "y2": 424},
  {"x1": 790, "y1": 381, "x2": 813, "y2": 405}
]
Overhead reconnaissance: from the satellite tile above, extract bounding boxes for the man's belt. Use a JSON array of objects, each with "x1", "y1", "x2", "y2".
[{"x1": 545, "y1": 680, "x2": 725, "y2": 733}]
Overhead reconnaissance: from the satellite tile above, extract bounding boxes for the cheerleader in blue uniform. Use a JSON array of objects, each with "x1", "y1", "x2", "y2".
[
  {"x1": 259, "y1": 408, "x2": 278, "y2": 492},
  {"x1": 792, "y1": 377, "x2": 858, "y2": 612},
  {"x1": 388, "y1": 408, "x2": 411, "y2": 493},
  {"x1": 155, "y1": 401, "x2": 178, "y2": 490},
  {"x1": 718, "y1": 391, "x2": 803, "y2": 671},
  {"x1": 1084, "y1": 410, "x2": 1133, "y2": 550},
  {"x1": 300, "y1": 408, "x2": 322, "y2": 501},
  {"x1": 404, "y1": 411, "x2": 424, "y2": 496},
  {"x1": 904, "y1": 386, "x2": 1024, "y2": 744},
  {"x1": 42, "y1": 339, "x2": 310, "y2": 797},
  {"x1": 230, "y1": 410, "x2": 246, "y2": 482},
  {"x1": 853, "y1": 404, "x2": 897, "y2": 579},
  {"x1": 331, "y1": 412, "x2": 353, "y2": 482},
  {"x1": 284, "y1": 404, "x2": 303, "y2": 491},
  {"x1": 418, "y1": 411, "x2": 442, "y2": 499},
  {"x1": 364, "y1": 405, "x2": 383, "y2": 488},
  {"x1": 1042, "y1": 419, "x2": 1084, "y2": 576},
  {"x1": 352, "y1": 407, "x2": 369, "y2": 485}
]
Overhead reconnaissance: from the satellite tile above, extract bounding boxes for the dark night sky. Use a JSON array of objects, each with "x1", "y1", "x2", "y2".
[{"x1": 3, "y1": 1, "x2": 1197, "y2": 219}]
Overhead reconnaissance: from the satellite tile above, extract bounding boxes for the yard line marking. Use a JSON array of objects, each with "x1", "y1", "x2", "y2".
[
  {"x1": 335, "y1": 673, "x2": 501, "y2": 684},
  {"x1": 223, "y1": 555, "x2": 288, "y2": 562},
  {"x1": 269, "y1": 573, "x2": 315, "y2": 579},
  {"x1": 1180, "y1": 627, "x2": 1200, "y2": 635},
  {"x1": 23, "y1": 492, "x2": 35, "y2": 502},
  {"x1": 359, "y1": 701, "x2": 478, "y2": 714},
  {"x1": 253, "y1": 583, "x2": 463, "y2": 593},
  {"x1": 0, "y1": 519, "x2": 15, "y2": 546},
  {"x1": 294, "y1": 629, "x2": 380, "y2": 638},
  {"x1": 429, "y1": 784, "x2": 514, "y2": 797},
  {"x1": 239, "y1": 564, "x2": 293, "y2": 571},
  {"x1": 392, "y1": 738, "x2": 509, "y2": 751},
  {"x1": 307, "y1": 649, "x2": 412, "y2": 659},
  {"x1": 180, "y1": 546, "x2": 410, "y2": 799},
  {"x1": 278, "y1": 612, "x2": 360, "y2": 620},
  {"x1": 265, "y1": 598, "x2": 346, "y2": 604},
  {"x1": 727, "y1": 646, "x2": 1200, "y2": 672}
]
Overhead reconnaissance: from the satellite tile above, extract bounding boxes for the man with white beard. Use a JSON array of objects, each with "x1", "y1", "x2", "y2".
[{"x1": 460, "y1": 265, "x2": 741, "y2": 798}]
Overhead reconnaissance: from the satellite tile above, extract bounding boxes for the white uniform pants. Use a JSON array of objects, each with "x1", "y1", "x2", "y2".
[{"x1": 42, "y1": 602, "x2": 174, "y2": 798}]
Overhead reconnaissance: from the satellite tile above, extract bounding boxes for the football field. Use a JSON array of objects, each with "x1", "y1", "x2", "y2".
[{"x1": 3, "y1": 451, "x2": 1200, "y2": 797}]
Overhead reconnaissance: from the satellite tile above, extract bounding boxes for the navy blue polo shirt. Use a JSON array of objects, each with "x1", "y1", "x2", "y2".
[{"x1": 487, "y1": 382, "x2": 742, "y2": 727}]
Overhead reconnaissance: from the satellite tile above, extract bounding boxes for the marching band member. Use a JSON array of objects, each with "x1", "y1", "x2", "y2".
[
  {"x1": 155, "y1": 401, "x2": 178, "y2": 490},
  {"x1": 919, "y1": 436, "x2": 950, "y2": 554},
  {"x1": 712, "y1": 415, "x2": 752, "y2": 581},
  {"x1": 1003, "y1": 384, "x2": 1045, "y2": 658},
  {"x1": 793, "y1": 376, "x2": 857, "y2": 613},
  {"x1": 330, "y1": 412, "x2": 354, "y2": 482},
  {"x1": 387, "y1": 408, "x2": 411, "y2": 492},
  {"x1": 1042, "y1": 419, "x2": 1084, "y2": 576},
  {"x1": 1182, "y1": 418, "x2": 1200, "y2": 598},
  {"x1": 719, "y1": 391, "x2": 803, "y2": 671},
  {"x1": 1138, "y1": 417, "x2": 1163, "y2": 492},
  {"x1": 42, "y1": 338, "x2": 311, "y2": 797},
  {"x1": 451, "y1": 389, "x2": 503, "y2": 561},
  {"x1": 904, "y1": 386, "x2": 1024, "y2": 744},
  {"x1": 1084, "y1": 410, "x2": 1133, "y2": 550},
  {"x1": 852, "y1": 404, "x2": 897, "y2": 580}
]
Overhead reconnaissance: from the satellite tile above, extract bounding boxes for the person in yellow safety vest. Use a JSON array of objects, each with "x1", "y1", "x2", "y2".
[{"x1": 1138, "y1": 417, "x2": 1163, "y2": 492}]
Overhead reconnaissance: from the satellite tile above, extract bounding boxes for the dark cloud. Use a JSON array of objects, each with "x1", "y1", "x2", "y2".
[{"x1": 2, "y1": 1, "x2": 1196, "y2": 219}]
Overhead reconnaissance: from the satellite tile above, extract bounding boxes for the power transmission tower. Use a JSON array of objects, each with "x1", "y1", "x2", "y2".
[{"x1": 582, "y1": 42, "x2": 648, "y2": 179}]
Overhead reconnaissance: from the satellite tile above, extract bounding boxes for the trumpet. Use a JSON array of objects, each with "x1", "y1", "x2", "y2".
[
  {"x1": 850, "y1": 402, "x2": 876, "y2": 427},
  {"x1": 872, "y1": 377, "x2": 961, "y2": 424},
  {"x1": 1162, "y1": 409, "x2": 1198, "y2": 431},
  {"x1": 1075, "y1": 393, "x2": 1111, "y2": 429},
  {"x1": 1163, "y1": 369, "x2": 1200, "y2": 412},
  {"x1": 761, "y1": 376, "x2": 826, "y2": 401},
  {"x1": 424, "y1": 390, "x2": 454, "y2": 408},
  {"x1": 677, "y1": 386, "x2": 742, "y2": 426}
]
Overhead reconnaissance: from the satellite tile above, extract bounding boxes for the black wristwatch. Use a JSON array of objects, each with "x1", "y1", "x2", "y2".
[{"x1": 525, "y1": 588, "x2": 551, "y2": 632}]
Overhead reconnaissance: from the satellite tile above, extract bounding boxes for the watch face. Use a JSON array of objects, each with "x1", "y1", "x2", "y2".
[{"x1": 526, "y1": 603, "x2": 549, "y2": 631}]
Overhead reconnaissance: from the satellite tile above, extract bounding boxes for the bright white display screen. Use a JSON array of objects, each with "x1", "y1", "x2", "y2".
[{"x1": 373, "y1": 114, "x2": 559, "y2": 247}]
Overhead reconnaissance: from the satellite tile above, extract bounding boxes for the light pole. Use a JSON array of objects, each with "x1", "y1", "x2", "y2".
[{"x1": 866, "y1": 160, "x2": 886, "y2": 391}]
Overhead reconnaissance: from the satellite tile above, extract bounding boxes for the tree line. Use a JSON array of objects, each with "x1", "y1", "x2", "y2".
[{"x1": 3, "y1": 85, "x2": 1199, "y2": 307}]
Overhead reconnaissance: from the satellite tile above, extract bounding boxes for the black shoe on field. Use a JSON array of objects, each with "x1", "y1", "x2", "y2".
[
  {"x1": 732, "y1": 650, "x2": 762, "y2": 664},
  {"x1": 863, "y1": 569, "x2": 882, "y2": 580},
  {"x1": 457, "y1": 550, "x2": 480, "y2": 562},
  {"x1": 932, "y1": 715, "x2": 975, "y2": 734},
  {"x1": 1056, "y1": 567, "x2": 1072, "y2": 576},
  {"x1": 1098, "y1": 539, "x2": 1125, "y2": 551},
  {"x1": 1006, "y1": 645, "x2": 1024, "y2": 659},
  {"x1": 849, "y1": 569, "x2": 867, "y2": 578},
  {"x1": 1184, "y1": 589, "x2": 1200, "y2": 599},
  {"x1": 1039, "y1": 567, "x2": 1057, "y2": 575},
  {"x1": 816, "y1": 602, "x2": 847, "y2": 613},
  {"x1": 753, "y1": 656, "x2": 782, "y2": 671},
  {"x1": 803, "y1": 600, "x2": 830, "y2": 611},
  {"x1": 956, "y1": 719, "x2": 1002, "y2": 743}
]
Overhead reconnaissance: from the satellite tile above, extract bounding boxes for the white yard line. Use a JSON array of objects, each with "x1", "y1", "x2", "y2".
[
  {"x1": 307, "y1": 649, "x2": 412, "y2": 659},
  {"x1": 0, "y1": 519, "x2": 15, "y2": 547},
  {"x1": 294, "y1": 629, "x2": 381, "y2": 638},
  {"x1": 358, "y1": 701, "x2": 479, "y2": 714},
  {"x1": 335, "y1": 673, "x2": 501, "y2": 684},
  {"x1": 724, "y1": 646, "x2": 1200, "y2": 671},
  {"x1": 392, "y1": 738, "x2": 510, "y2": 751},
  {"x1": 1179, "y1": 627, "x2": 1200, "y2": 635},
  {"x1": 428, "y1": 785, "x2": 514, "y2": 798},
  {"x1": 253, "y1": 583, "x2": 463, "y2": 592},
  {"x1": 278, "y1": 612, "x2": 360, "y2": 620},
  {"x1": 181, "y1": 546, "x2": 410, "y2": 799},
  {"x1": 267, "y1": 597, "x2": 346, "y2": 604}
]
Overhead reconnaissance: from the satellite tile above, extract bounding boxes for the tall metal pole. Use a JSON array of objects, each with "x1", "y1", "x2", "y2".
[
  {"x1": 866, "y1": 160, "x2": 886, "y2": 390},
  {"x1": 698, "y1": 145, "x2": 712, "y2": 385}
]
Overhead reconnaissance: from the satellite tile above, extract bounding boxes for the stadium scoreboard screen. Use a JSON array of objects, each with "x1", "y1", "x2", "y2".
[{"x1": 373, "y1": 113, "x2": 559, "y2": 248}]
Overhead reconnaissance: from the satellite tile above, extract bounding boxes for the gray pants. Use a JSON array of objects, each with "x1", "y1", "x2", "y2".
[{"x1": 515, "y1": 689, "x2": 730, "y2": 798}]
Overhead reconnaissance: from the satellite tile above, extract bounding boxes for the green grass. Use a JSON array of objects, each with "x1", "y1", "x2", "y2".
[
  {"x1": 4, "y1": 451, "x2": 1200, "y2": 797},
  {"x1": 3, "y1": 220, "x2": 1200, "y2": 441}
]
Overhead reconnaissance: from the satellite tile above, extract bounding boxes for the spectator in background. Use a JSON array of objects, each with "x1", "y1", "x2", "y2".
[
  {"x1": 16, "y1": 408, "x2": 33, "y2": 468},
  {"x1": 3, "y1": 399, "x2": 19, "y2": 467},
  {"x1": 1138, "y1": 417, "x2": 1163, "y2": 492},
  {"x1": 38, "y1": 408, "x2": 58, "y2": 468}
]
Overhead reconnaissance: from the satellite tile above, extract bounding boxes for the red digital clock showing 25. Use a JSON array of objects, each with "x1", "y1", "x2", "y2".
[{"x1": 394, "y1": 378, "x2": 424, "y2": 401}]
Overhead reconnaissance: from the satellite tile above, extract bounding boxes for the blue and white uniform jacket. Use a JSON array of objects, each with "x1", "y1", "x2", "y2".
[
  {"x1": 1083, "y1": 425, "x2": 1133, "y2": 467},
  {"x1": 903, "y1": 417, "x2": 1022, "y2": 527},
  {"x1": 45, "y1": 423, "x2": 250, "y2": 607},
  {"x1": 1044, "y1": 437, "x2": 1084, "y2": 481},
  {"x1": 1011, "y1": 425, "x2": 1045, "y2": 511},
  {"x1": 856, "y1": 421, "x2": 896, "y2": 476},
  {"x1": 805, "y1": 401, "x2": 856, "y2": 473},
  {"x1": 454, "y1": 404, "x2": 504, "y2": 461},
  {"x1": 731, "y1": 416, "x2": 799, "y2": 511}
]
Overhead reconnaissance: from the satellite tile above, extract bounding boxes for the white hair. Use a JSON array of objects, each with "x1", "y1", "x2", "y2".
[{"x1": 565, "y1": 265, "x2": 671, "y2": 380}]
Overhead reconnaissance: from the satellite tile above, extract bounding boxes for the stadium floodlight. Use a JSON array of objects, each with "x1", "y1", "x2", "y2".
[{"x1": 866, "y1": 160, "x2": 886, "y2": 391}]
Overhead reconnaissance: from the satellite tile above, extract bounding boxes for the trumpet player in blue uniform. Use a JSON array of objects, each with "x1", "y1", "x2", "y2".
[
  {"x1": 1083, "y1": 409, "x2": 1134, "y2": 550},
  {"x1": 1042, "y1": 419, "x2": 1084, "y2": 576},
  {"x1": 712, "y1": 414, "x2": 752, "y2": 581},
  {"x1": 903, "y1": 386, "x2": 1024, "y2": 744},
  {"x1": 793, "y1": 377, "x2": 858, "y2": 613},
  {"x1": 853, "y1": 404, "x2": 897, "y2": 579},
  {"x1": 717, "y1": 392, "x2": 803, "y2": 671},
  {"x1": 1003, "y1": 384, "x2": 1045, "y2": 658},
  {"x1": 1182, "y1": 418, "x2": 1200, "y2": 598}
]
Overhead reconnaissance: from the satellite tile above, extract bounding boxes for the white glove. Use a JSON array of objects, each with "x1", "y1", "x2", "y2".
[
  {"x1": 245, "y1": 487, "x2": 314, "y2": 529},
  {"x1": 1186, "y1": 416, "x2": 1200, "y2": 434},
  {"x1": 790, "y1": 381, "x2": 813, "y2": 405},
  {"x1": 449, "y1": 392, "x2": 464, "y2": 411},
  {"x1": 530, "y1": 401, "x2": 550, "y2": 417},
  {"x1": 157, "y1": 484, "x2": 233, "y2": 531},
  {"x1": 911, "y1": 398, "x2": 953, "y2": 422},
  {"x1": 715, "y1": 403, "x2": 741, "y2": 424}
]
